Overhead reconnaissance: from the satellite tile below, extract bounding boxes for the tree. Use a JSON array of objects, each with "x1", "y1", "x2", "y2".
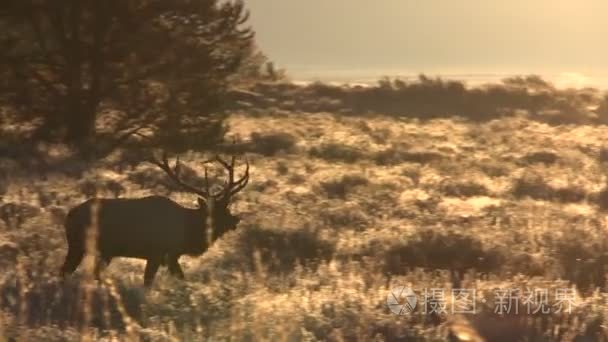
[
  {"x1": 230, "y1": 46, "x2": 287, "y2": 84},
  {"x1": 0, "y1": 0, "x2": 254, "y2": 147}
]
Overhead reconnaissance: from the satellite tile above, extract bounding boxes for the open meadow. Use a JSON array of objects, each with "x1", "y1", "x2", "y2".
[{"x1": 1, "y1": 78, "x2": 608, "y2": 341}]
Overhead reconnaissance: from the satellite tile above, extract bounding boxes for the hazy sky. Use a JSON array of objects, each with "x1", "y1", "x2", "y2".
[{"x1": 245, "y1": 1, "x2": 608, "y2": 84}]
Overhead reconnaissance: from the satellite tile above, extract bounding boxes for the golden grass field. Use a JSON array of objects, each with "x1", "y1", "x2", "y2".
[{"x1": 1, "y1": 79, "x2": 608, "y2": 341}]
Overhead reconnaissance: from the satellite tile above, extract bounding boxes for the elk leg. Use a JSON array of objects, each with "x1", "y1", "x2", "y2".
[
  {"x1": 93, "y1": 260, "x2": 102, "y2": 280},
  {"x1": 60, "y1": 247, "x2": 84, "y2": 277},
  {"x1": 168, "y1": 255, "x2": 185, "y2": 280},
  {"x1": 144, "y1": 257, "x2": 161, "y2": 287},
  {"x1": 94, "y1": 256, "x2": 113, "y2": 280},
  {"x1": 103, "y1": 256, "x2": 113, "y2": 267}
]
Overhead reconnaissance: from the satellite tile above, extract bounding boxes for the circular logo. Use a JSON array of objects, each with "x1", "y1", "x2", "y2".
[{"x1": 387, "y1": 287, "x2": 417, "y2": 315}]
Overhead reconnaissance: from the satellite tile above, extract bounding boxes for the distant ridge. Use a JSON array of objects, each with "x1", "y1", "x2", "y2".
[{"x1": 289, "y1": 70, "x2": 608, "y2": 90}]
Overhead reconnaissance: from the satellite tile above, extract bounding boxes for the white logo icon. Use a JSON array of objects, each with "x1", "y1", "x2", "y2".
[{"x1": 387, "y1": 287, "x2": 417, "y2": 315}]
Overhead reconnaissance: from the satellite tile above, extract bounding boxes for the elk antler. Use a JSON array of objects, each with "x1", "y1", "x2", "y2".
[
  {"x1": 149, "y1": 152, "x2": 216, "y2": 198},
  {"x1": 209, "y1": 155, "x2": 249, "y2": 203},
  {"x1": 150, "y1": 152, "x2": 249, "y2": 202}
]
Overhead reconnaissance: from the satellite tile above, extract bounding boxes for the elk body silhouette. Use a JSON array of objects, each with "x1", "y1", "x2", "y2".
[{"x1": 60, "y1": 154, "x2": 249, "y2": 286}]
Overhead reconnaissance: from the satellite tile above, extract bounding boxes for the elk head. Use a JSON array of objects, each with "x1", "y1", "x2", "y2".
[{"x1": 150, "y1": 152, "x2": 249, "y2": 240}]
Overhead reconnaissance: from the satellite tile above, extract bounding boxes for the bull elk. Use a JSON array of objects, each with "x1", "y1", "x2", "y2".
[{"x1": 60, "y1": 153, "x2": 249, "y2": 286}]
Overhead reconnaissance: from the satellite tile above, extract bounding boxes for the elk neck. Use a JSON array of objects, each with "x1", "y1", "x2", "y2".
[{"x1": 183, "y1": 207, "x2": 210, "y2": 256}]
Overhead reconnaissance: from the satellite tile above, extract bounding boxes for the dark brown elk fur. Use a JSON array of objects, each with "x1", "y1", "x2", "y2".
[{"x1": 60, "y1": 154, "x2": 249, "y2": 286}]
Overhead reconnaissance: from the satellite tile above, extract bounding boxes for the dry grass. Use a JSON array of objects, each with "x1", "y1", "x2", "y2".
[{"x1": 1, "y1": 99, "x2": 608, "y2": 340}]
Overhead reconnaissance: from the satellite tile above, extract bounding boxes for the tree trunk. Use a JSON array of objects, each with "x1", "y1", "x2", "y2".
[
  {"x1": 33, "y1": 99, "x2": 96, "y2": 144},
  {"x1": 64, "y1": 101, "x2": 96, "y2": 144},
  {"x1": 33, "y1": 112, "x2": 66, "y2": 142}
]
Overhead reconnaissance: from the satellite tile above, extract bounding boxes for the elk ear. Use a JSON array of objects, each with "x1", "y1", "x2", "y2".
[{"x1": 197, "y1": 197, "x2": 207, "y2": 209}]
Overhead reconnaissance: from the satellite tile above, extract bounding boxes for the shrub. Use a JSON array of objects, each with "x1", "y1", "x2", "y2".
[
  {"x1": 126, "y1": 168, "x2": 165, "y2": 190},
  {"x1": 598, "y1": 186, "x2": 608, "y2": 211},
  {"x1": 309, "y1": 143, "x2": 364, "y2": 163},
  {"x1": 104, "y1": 180, "x2": 126, "y2": 198},
  {"x1": 551, "y1": 228, "x2": 608, "y2": 292},
  {"x1": 320, "y1": 206, "x2": 369, "y2": 229},
  {"x1": 511, "y1": 175, "x2": 553, "y2": 201},
  {"x1": 288, "y1": 174, "x2": 307, "y2": 185},
  {"x1": 478, "y1": 159, "x2": 511, "y2": 178},
  {"x1": 521, "y1": 151, "x2": 558, "y2": 165},
  {"x1": 305, "y1": 81, "x2": 346, "y2": 98},
  {"x1": 599, "y1": 148, "x2": 608, "y2": 163},
  {"x1": 239, "y1": 226, "x2": 335, "y2": 274},
  {"x1": 320, "y1": 174, "x2": 369, "y2": 199},
  {"x1": 401, "y1": 165, "x2": 421, "y2": 185},
  {"x1": 275, "y1": 161, "x2": 289, "y2": 175},
  {"x1": 440, "y1": 180, "x2": 489, "y2": 198},
  {"x1": 248, "y1": 132, "x2": 297, "y2": 156},
  {"x1": 374, "y1": 148, "x2": 442, "y2": 165},
  {"x1": 553, "y1": 186, "x2": 587, "y2": 203},
  {"x1": 0, "y1": 276, "x2": 143, "y2": 330},
  {"x1": 511, "y1": 175, "x2": 587, "y2": 203},
  {"x1": 78, "y1": 179, "x2": 99, "y2": 198},
  {"x1": 0, "y1": 202, "x2": 40, "y2": 229},
  {"x1": 383, "y1": 230, "x2": 504, "y2": 281}
]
